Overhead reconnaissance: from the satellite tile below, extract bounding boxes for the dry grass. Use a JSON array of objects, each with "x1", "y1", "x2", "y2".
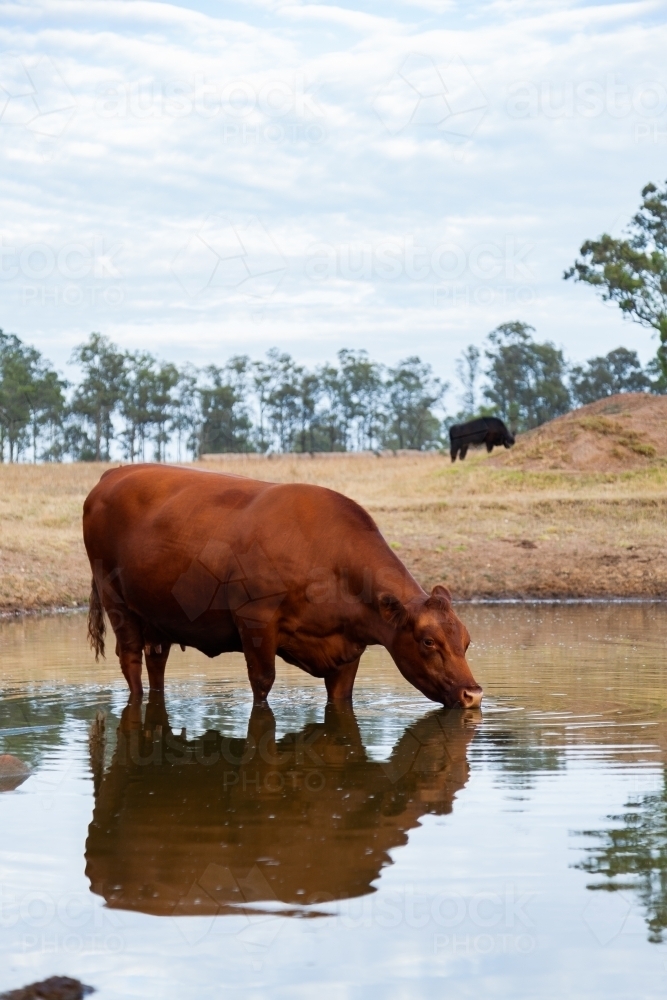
[
  {"x1": 0, "y1": 462, "x2": 108, "y2": 611},
  {"x1": 1, "y1": 449, "x2": 665, "y2": 612},
  {"x1": 201, "y1": 451, "x2": 667, "y2": 599}
]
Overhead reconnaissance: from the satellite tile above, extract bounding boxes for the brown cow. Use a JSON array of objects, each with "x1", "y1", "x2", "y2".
[{"x1": 82, "y1": 464, "x2": 482, "y2": 709}]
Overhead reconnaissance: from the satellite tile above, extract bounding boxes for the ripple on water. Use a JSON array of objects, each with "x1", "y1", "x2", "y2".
[{"x1": 0, "y1": 604, "x2": 665, "y2": 998}]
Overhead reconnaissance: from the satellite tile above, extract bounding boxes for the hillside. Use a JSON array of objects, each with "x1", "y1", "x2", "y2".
[{"x1": 492, "y1": 393, "x2": 667, "y2": 471}]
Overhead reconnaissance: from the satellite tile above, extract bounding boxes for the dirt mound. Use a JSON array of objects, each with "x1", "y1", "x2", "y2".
[
  {"x1": 0, "y1": 978, "x2": 94, "y2": 1000},
  {"x1": 491, "y1": 393, "x2": 667, "y2": 472}
]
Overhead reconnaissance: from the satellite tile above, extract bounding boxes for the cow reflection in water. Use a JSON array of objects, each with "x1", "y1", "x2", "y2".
[{"x1": 85, "y1": 695, "x2": 478, "y2": 916}]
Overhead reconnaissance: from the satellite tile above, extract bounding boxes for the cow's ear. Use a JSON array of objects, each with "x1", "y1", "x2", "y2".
[
  {"x1": 379, "y1": 592, "x2": 410, "y2": 628},
  {"x1": 426, "y1": 584, "x2": 452, "y2": 611}
]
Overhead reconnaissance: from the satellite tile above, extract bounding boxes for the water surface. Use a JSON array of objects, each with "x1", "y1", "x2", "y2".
[{"x1": 0, "y1": 605, "x2": 666, "y2": 998}]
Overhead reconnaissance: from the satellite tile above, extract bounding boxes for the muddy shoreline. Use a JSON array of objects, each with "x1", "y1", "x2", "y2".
[{"x1": 1, "y1": 596, "x2": 665, "y2": 625}]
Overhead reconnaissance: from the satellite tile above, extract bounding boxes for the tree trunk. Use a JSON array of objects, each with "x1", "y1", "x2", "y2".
[{"x1": 95, "y1": 412, "x2": 102, "y2": 462}]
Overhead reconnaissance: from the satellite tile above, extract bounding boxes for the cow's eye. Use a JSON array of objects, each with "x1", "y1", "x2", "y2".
[{"x1": 422, "y1": 637, "x2": 435, "y2": 648}]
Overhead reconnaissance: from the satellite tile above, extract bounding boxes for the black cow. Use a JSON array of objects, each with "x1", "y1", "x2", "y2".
[{"x1": 449, "y1": 417, "x2": 515, "y2": 462}]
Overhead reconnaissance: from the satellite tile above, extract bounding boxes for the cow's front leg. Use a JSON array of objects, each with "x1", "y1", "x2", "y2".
[
  {"x1": 239, "y1": 628, "x2": 276, "y2": 703},
  {"x1": 325, "y1": 656, "x2": 361, "y2": 703},
  {"x1": 144, "y1": 642, "x2": 171, "y2": 692}
]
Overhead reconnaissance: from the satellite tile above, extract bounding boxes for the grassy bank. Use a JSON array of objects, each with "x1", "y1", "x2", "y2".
[{"x1": 0, "y1": 453, "x2": 666, "y2": 612}]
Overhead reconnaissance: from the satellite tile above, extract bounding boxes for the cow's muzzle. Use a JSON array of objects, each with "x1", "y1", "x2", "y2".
[{"x1": 458, "y1": 686, "x2": 483, "y2": 709}]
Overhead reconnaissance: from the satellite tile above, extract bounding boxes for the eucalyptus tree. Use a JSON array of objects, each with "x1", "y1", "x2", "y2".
[
  {"x1": 251, "y1": 357, "x2": 274, "y2": 453},
  {"x1": 119, "y1": 351, "x2": 155, "y2": 461},
  {"x1": 455, "y1": 345, "x2": 481, "y2": 419},
  {"x1": 264, "y1": 349, "x2": 304, "y2": 452},
  {"x1": 570, "y1": 347, "x2": 650, "y2": 405},
  {"x1": 198, "y1": 357, "x2": 253, "y2": 454},
  {"x1": 565, "y1": 180, "x2": 667, "y2": 377},
  {"x1": 69, "y1": 333, "x2": 125, "y2": 461},
  {"x1": 337, "y1": 349, "x2": 385, "y2": 451},
  {"x1": 316, "y1": 362, "x2": 345, "y2": 452},
  {"x1": 294, "y1": 369, "x2": 321, "y2": 453},
  {"x1": 0, "y1": 332, "x2": 35, "y2": 461},
  {"x1": 0, "y1": 331, "x2": 65, "y2": 462},
  {"x1": 484, "y1": 322, "x2": 570, "y2": 432},
  {"x1": 172, "y1": 363, "x2": 202, "y2": 460},
  {"x1": 150, "y1": 361, "x2": 179, "y2": 461},
  {"x1": 28, "y1": 364, "x2": 67, "y2": 462},
  {"x1": 384, "y1": 357, "x2": 446, "y2": 450}
]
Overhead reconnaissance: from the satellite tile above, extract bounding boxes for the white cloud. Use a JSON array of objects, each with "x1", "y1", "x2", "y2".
[{"x1": 0, "y1": 0, "x2": 665, "y2": 381}]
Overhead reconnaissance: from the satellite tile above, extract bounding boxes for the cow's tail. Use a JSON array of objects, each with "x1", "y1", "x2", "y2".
[{"x1": 88, "y1": 576, "x2": 106, "y2": 661}]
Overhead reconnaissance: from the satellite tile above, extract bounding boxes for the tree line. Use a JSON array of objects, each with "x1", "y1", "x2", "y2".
[
  {"x1": 0, "y1": 325, "x2": 664, "y2": 463},
  {"x1": 0, "y1": 332, "x2": 448, "y2": 461},
  {"x1": 3, "y1": 176, "x2": 666, "y2": 462},
  {"x1": 454, "y1": 320, "x2": 663, "y2": 434}
]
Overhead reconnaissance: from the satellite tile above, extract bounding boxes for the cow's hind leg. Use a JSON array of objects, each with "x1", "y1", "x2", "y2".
[
  {"x1": 107, "y1": 604, "x2": 144, "y2": 699},
  {"x1": 325, "y1": 657, "x2": 361, "y2": 703},
  {"x1": 145, "y1": 643, "x2": 171, "y2": 692},
  {"x1": 239, "y1": 627, "x2": 276, "y2": 703},
  {"x1": 450, "y1": 444, "x2": 457, "y2": 462},
  {"x1": 460, "y1": 444, "x2": 469, "y2": 460}
]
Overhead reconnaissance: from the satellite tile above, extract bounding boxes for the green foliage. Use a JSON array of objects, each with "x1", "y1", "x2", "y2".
[
  {"x1": 49, "y1": 337, "x2": 446, "y2": 460},
  {"x1": 0, "y1": 321, "x2": 661, "y2": 463},
  {"x1": 335, "y1": 349, "x2": 386, "y2": 451},
  {"x1": 570, "y1": 347, "x2": 650, "y2": 405},
  {"x1": 199, "y1": 358, "x2": 253, "y2": 455},
  {"x1": 565, "y1": 179, "x2": 667, "y2": 376},
  {"x1": 68, "y1": 333, "x2": 125, "y2": 461},
  {"x1": 0, "y1": 330, "x2": 66, "y2": 462},
  {"x1": 577, "y1": 772, "x2": 667, "y2": 943},
  {"x1": 384, "y1": 357, "x2": 446, "y2": 450},
  {"x1": 645, "y1": 356, "x2": 667, "y2": 394},
  {"x1": 483, "y1": 322, "x2": 571, "y2": 432}
]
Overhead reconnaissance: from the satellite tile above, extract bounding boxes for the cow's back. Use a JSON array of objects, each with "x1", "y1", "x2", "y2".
[
  {"x1": 449, "y1": 418, "x2": 488, "y2": 439},
  {"x1": 83, "y1": 463, "x2": 387, "y2": 612}
]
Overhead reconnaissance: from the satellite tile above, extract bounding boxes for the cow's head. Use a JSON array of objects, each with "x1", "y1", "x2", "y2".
[
  {"x1": 503, "y1": 430, "x2": 516, "y2": 448},
  {"x1": 379, "y1": 585, "x2": 482, "y2": 709}
]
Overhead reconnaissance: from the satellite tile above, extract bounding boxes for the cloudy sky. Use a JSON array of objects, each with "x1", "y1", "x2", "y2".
[{"x1": 1, "y1": 0, "x2": 666, "y2": 397}]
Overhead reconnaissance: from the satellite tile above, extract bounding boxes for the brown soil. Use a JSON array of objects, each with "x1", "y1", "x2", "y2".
[
  {"x1": 491, "y1": 393, "x2": 667, "y2": 471},
  {"x1": 0, "y1": 978, "x2": 93, "y2": 1000}
]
